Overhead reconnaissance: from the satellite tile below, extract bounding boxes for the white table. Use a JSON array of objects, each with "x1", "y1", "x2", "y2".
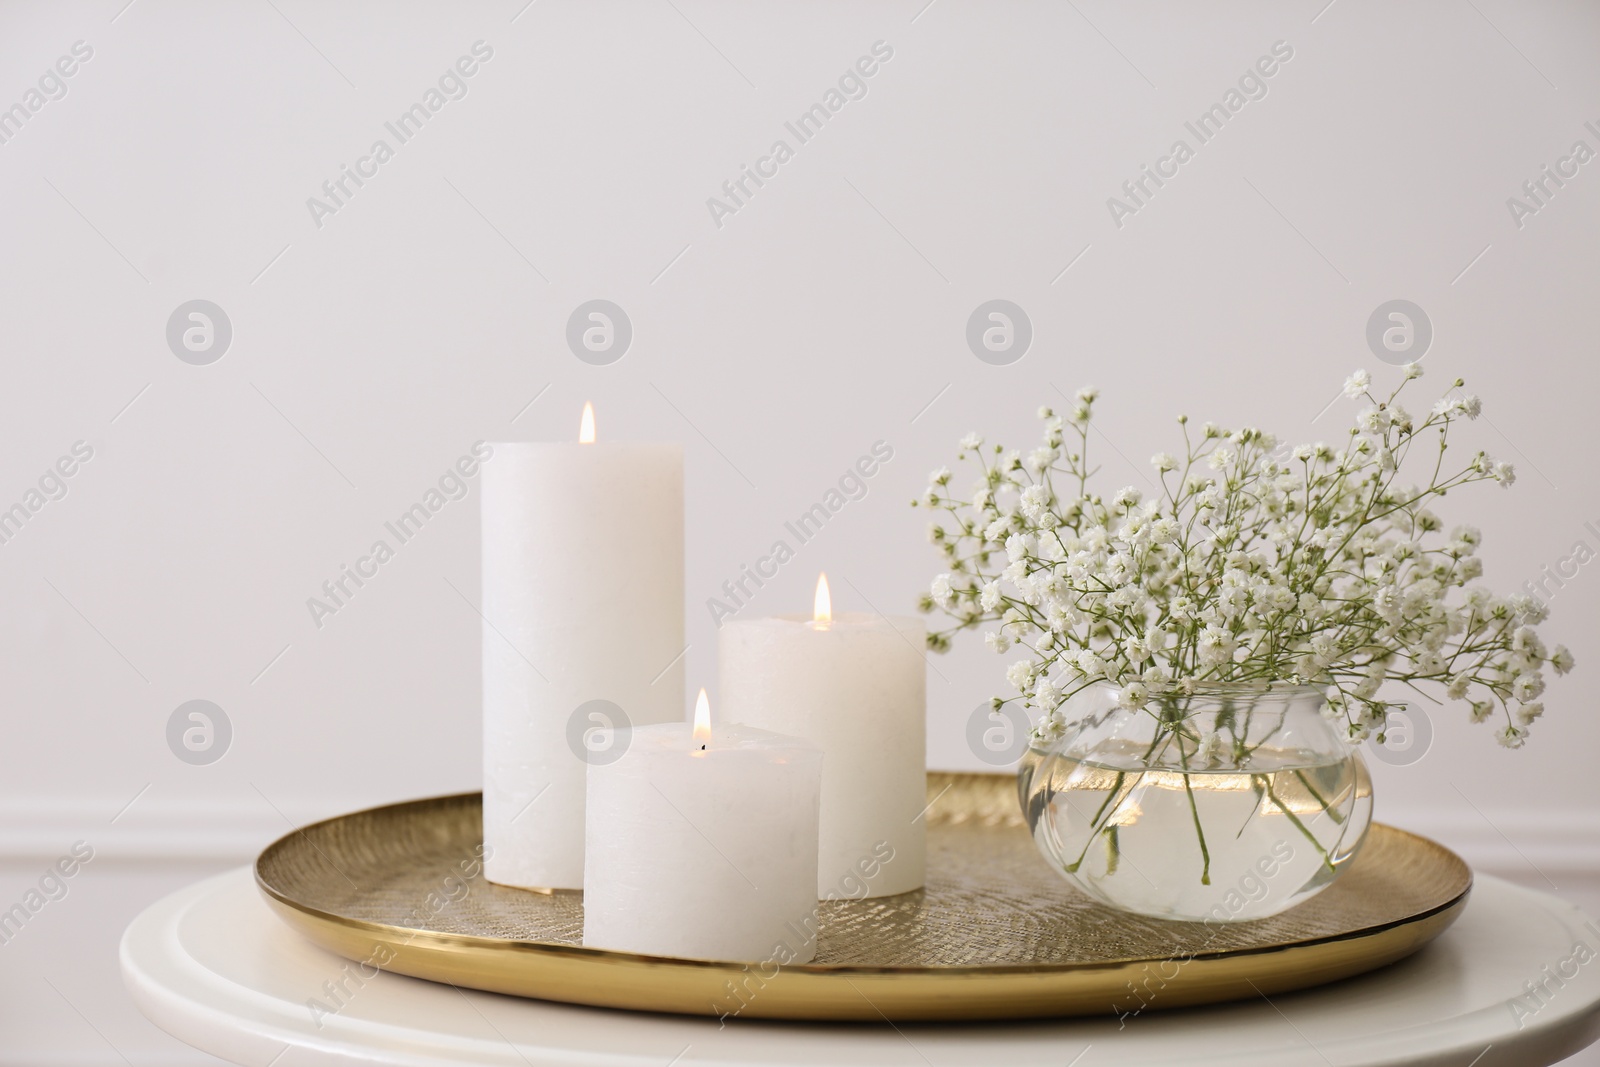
[{"x1": 123, "y1": 867, "x2": 1600, "y2": 1067}]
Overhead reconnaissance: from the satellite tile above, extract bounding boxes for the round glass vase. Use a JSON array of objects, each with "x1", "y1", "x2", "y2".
[{"x1": 1018, "y1": 682, "x2": 1373, "y2": 923}]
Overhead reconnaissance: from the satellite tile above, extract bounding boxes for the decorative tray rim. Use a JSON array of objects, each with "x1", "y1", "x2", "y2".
[{"x1": 254, "y1": 780, "x2": 1472, "y2": 973}]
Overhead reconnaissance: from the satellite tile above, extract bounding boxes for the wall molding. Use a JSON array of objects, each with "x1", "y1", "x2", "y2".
[
  {"x1": 0, "y1": 797, "x2": 368, "y2": 866},
  {"x1": 0, "y1": 798, "x2": 1594, "y2": 878},
  {"x1": 1394, "y1": 809, "x2": 1600, "y2": 880}
]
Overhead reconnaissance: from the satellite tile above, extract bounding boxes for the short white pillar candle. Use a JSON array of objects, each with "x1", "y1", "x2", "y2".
[
  {"x1": 718, "y1": 575, "x2": 926, "y2": 899},
  {"x1": 583, "y1": 691, "x2": 823, "y2": 963}
]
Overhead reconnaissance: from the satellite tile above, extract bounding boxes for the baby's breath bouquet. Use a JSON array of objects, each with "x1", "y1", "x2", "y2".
[{"x1": 916, "y1": 365, "x2": 1572, "y2": 752}]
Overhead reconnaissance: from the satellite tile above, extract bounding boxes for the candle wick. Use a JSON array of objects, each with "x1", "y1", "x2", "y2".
[{"x1": 700, "y1": 744, "x2": 706, "y2": 751}]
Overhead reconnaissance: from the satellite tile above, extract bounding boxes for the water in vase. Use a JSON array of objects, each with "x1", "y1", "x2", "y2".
[{"x1": 1020, "y1": 738, "x2": 1371, "y2": 922}]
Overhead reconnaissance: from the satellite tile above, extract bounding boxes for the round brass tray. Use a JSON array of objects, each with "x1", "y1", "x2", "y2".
[{"x1": 255, "y1": 772, "x2": 1470, "y2": 1021}]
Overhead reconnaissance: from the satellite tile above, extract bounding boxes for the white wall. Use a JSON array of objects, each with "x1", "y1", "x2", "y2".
[{"x1": 0, "y1": 1, "x2": 1596, "y2": 1062}]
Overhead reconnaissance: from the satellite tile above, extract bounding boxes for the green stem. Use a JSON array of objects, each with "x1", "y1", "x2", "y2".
[
  {"x1": 1065, "y1": 726, "x2": 1179, "y2": 875},
  {"x1": 1236, "y1": 779, "x2": 1266, "y2": 839},
  {"x1": 1293, "y1": 769, "x2": 1345, "y2": 826},
  {"x1": 1261, "y1": 775, "x2": 1334, "y2": 872},
  {"x1": 1064, "y1": 770, "x2": 1130, "y2": 874},
  {"x1": 1176, "y1": 733, "x2": 1212, "y2": 886}
]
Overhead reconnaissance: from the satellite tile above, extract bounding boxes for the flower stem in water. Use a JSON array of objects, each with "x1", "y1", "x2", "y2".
[
  {"x1": 1260, "y1": 774, "x2": 1335, "y2": 873},
  {"x1": 1181, "y1": 772, "x2": 1212, "y2": 886},
  {"x1": 1175, "y1": 730, "x2": 1212, "y2": 886},
  {"x1": 1293, "y1": 768, "x2": 1345, "y2": 826},
  {"x1": 1064, "y1": 770, "x2": 1128, "y2": 874}
]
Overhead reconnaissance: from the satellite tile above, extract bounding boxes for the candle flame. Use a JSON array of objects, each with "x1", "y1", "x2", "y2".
[
  {"x1": 692, "y1": 688, "x2": 711, "y2": 747},
  {"x1": 813, "y1": 572, "x2": 832, "y2": 628},
  {"x1": 579, "y1": 401, "x2": 596, "y2": 444}
]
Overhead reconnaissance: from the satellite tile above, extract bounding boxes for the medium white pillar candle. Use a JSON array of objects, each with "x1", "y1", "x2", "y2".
[
  {"x1": 718, "y1": 575, "x2": 926, "y2": 899},
  {"x1": 583, "y1": 692, "x2": 823, "y2": 962},
  {"x1": 482, "y1": 403, "x2": 684, "y2": 891}
]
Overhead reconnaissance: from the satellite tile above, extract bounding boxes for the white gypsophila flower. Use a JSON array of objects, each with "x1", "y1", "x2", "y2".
[
  {"x1": 1515, "y1": 701, "x2": 1544, "y2": 726},
  {"x1": 1498, "y1": 723, "x2": 1529, "y2": 749},
  {"x1": 1077, "y1": 649, "x2": 1106, "y2": 679},
  {"x1": 984, "y1": 631, "x2": 1011, "y2": 654},
  {"x1": 1403, "y1": 362, "x2": 1424, "y2": 380},
  {"x1": 1197, "y1": 626, "x2": 1236, "y2": 667},
  {"x1": 1117, "y1": 681, "x2": 1149, "y2": 709},
  {"x1": 1414, "y1": 651, "x2": 1446, "y2": 675},
  {"x1": 918, "y1": 369, "x2": 1570, "y2": 756},
  {"x1": 959, "y1": 432, "x2": 983, "y2": 451},
  {"x1": 1512, "y1": 672, "x2": 1546, "y2": 701},
  {"x1": 1032, "y1": 711, "x2": 1067, "y2": 745},
  {"x1": 1357, "y1": 407, "x2": 1390, "y2": 434},
  {"x1": 979, "y1": 580, "x2": 1002, "y2": 611},
  {"x1": 1025, "y1": 447, "x2": 1057, "y2": 475},
  {"x1": 1511, "y1": 626, "x2": 1545, "y2": 657},
  {"x1": 1005, "y1": 659, "x2": 1035, "y2": 692},
  {"x1": 1020, "y1": 484, "x2": 1052, "y2": 522},
  {"x1": 1344, "y1": 370, "x2": 1371, "y2": 398}
]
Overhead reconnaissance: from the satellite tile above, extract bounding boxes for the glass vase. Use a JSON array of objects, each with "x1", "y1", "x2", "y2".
[{"x1": 1018, "y1": 682, "x2": 1372, "y2": 922}]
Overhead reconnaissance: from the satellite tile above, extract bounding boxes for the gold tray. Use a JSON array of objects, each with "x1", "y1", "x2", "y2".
[{"x1": 255, "y1": 772, "x2": 1470, "y2": 1021}]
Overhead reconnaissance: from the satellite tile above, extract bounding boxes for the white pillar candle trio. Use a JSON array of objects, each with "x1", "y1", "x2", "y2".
[{"x1": 482, "y1": 403, "x2": 927, "y2": 960}]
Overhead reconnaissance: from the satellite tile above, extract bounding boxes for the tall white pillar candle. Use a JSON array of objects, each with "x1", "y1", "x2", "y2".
[
  {"x1": 718, "y1": 576, "x2": 926, "y2": 899},
  {"x1": 482, "y1": 404, "x2": 684, "y2": 891},
  {"x1": 584, "y1": 692, "x2": 823, "y2": 962}
]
